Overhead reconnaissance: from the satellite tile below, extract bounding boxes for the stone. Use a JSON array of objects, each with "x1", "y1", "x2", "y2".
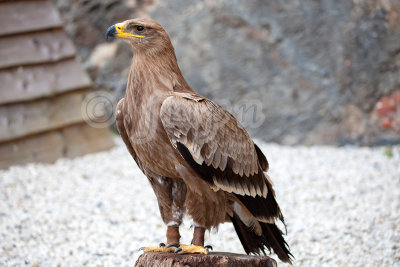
[
  {"x1": 53, "y1": 0, "x2": 400, "y2": 145},
  {"x1": 90, "y1": 43, "x2": 119, "y2": 69}
]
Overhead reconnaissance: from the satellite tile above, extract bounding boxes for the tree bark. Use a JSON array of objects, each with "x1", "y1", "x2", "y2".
[{"x1": 135, "y1": 252, "x2": 277, "y2": 267}]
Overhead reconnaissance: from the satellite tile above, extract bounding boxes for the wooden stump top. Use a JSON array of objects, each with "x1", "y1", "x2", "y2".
[{"x1": 135, "y1": 252, "x2": 277, "y2": 267}]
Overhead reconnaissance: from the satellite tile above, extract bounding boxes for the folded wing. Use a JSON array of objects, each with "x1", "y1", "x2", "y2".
[{"x1": 160, "y1": 93, "x2": 283, "y2": 223}]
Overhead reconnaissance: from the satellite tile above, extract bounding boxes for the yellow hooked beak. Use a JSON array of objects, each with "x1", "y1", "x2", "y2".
[{"x1": 105, "y1": 23, "x2": 144, "y2": 40}]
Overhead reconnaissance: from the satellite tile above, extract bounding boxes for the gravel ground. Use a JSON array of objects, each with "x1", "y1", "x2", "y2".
[{"x1": 1, "y1": 138, "x2": 399, "y2": 267}]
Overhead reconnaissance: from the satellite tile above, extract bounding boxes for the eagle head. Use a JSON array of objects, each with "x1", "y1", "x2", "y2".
[{"x1": 105, "y1": 18, "x2": 172, "y2": 54}]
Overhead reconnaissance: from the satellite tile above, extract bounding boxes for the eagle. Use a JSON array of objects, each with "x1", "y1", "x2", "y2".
[{"x1": 106, "y1": 18, "x2": 292, "y2": 263}]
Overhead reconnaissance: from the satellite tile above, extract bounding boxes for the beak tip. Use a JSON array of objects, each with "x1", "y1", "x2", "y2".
[{"x1": 105, "y1": 25, "x2": 117, "y2": 41}]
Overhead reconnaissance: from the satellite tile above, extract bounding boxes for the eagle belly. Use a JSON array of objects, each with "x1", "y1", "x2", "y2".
[{"x1": 123, "y1": 103, "x2": 228, "y2": 229}]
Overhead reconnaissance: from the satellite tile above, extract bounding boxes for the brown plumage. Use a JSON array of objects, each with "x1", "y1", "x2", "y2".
[{"x1": 106, "y1": 18, "x2": 293, "y2": 263}]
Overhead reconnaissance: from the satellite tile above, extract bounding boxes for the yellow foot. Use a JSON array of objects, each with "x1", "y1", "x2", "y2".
[
  {"x1": 172, "y1": 244, "x2": 210, "y2": 255},
  {"x1": 140, "y1": 243, "x2": 176, "y2": 253}
]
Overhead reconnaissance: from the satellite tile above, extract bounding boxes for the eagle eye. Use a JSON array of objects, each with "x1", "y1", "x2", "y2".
[{"x1": 136, "y1": 25, "x2": 144, "y2": 32}]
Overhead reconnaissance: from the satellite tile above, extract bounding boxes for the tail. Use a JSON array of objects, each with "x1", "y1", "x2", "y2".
[{"x1": 230, "y1": 212, "x2": 293, "y2": 264}]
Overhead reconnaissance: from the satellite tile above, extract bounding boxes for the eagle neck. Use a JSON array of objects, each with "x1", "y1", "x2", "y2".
[{"x1": 127, "y1": 47, "x2": 193, "y2": 103}]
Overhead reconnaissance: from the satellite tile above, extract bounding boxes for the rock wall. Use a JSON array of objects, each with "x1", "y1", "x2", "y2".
[{"x1": 54, "y1": 0, "x2": 400, "y2": 145}]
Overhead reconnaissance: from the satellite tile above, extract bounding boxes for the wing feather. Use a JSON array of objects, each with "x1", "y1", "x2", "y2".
[{"x1": 160, "y1": 93, "x2": 267, "y2": 198}]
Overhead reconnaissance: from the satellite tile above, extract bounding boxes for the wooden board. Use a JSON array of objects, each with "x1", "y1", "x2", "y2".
[
  {"x1": 0, "y1": 0, "x2": 62, "y2": 37},
  {"x1": 135, "y1": 252, "x2": 277, "y2": 267},
  {"x1": 0, "y1": 30, "x2": 75, "y2": 69},
  {"x1": 0, "y1": 58, "x2": 91, "y2": 104},
  {"x1": 61, "y1": 123, "x2": 114, "y2": 159},
  {"x1": 0, "y1": 123, "x2": 114, "y2": 169},
  {"x1": 0, "y1": 91, "x2": 91, "y2": 142}
]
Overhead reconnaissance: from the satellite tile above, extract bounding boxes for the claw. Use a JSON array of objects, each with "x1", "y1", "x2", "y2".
[
  {"x1": 205, "y1": 245, "x2": 213, "y2": 252},
  {"x1": 175, "y1": 244, "x2": 208, "y2": 254},
  {"x1": 139, "y1": 244, "x2": 173, "y2": 253},
  {"x1": 138, "y1": 247, "x2": 145, "y2": 251},
  {"x1": 167, "y1": 243, "x2": 180, "y2": 248}
]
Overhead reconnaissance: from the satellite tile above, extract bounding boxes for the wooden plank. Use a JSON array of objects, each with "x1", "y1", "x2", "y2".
[
  {"x1": 0, "y1": 29, "x2": 75, "y2": 69},
  {"x1": 0, "y1": 123, "x2": 114, "y2": 169},
  {"x1": 0, "y1": 0, "x2": 63, "y2": 37},
  {"x1": 0, "y1": 58, "x2": 92, "y2": 104},
  {"x1": 61, "y1": 122, "x2": 114, "y2": 158},
  {"x1": 0, "y1": 91, "x2": 89, "y2": 142}
]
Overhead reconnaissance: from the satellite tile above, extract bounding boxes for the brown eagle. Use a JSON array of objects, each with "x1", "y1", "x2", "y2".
[{"x1": 106, "y1": 18, "x2": 292, "y2": 263}]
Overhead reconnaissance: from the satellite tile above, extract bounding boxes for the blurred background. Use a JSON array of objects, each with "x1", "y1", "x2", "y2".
[
  {"x1": 55, "y1": 0, "x2": 400, "y2": 146},
  {"x1": 0, "y1": 1, "x2": 399, "y2": 266},
  {"x1": 1, "y1": 0, "x2": 400, "y2": 168}
]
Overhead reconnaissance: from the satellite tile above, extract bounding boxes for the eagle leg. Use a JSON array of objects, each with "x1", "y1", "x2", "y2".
[
  {"x1": 139, "y1": 225, "x2": 182, "y2": 253},
  {"x1": 166, "y1": 226, "x2": 211, "y2": 255},
  {"x1": 191, "y1": 226, "x2": 205, "y2": 246},
  {"x1": 166, "y1": 225, "x2": 181, "y2": 244}
]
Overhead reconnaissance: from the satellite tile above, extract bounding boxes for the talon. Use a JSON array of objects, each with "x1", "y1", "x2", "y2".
[
  {"x1": 175, "y1": 244, "x2": 208, "y2": 254},
  {"x1": 205, "y1": 245, "x2": 213, "y2": 251},
  {"x1": 167, "y1": 243, "x2": 180, "y2": 248},
  {"x1": 139, "y1": 244, "x2": 171, "y2": 252}
]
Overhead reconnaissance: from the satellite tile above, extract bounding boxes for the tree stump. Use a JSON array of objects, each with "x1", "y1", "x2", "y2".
[{"x1": 135, "y1": 252, "x2": 277, "y2": 267}]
